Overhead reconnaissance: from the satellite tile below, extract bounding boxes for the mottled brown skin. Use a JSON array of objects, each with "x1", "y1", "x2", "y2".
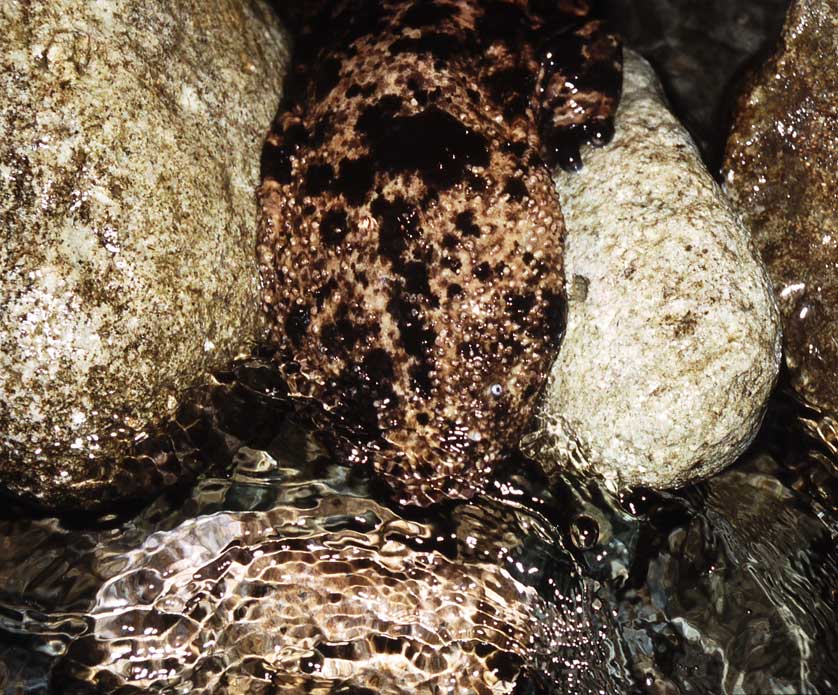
[{"x1": 258, "y1": 0, "x2": 621, "y2": 505}]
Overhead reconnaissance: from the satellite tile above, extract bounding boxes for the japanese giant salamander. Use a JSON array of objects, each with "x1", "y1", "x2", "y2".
[{"x1": 258, "y1": 0, "x2": 621, "y2": 505}]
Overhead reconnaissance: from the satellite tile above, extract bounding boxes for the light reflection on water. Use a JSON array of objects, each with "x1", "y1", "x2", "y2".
[
  {"x1": 0, "y1": 354, "x2": 836, "y2": 694},
  {"x1": 0, "y1": 356, "x2": 629, "y2": 694}
]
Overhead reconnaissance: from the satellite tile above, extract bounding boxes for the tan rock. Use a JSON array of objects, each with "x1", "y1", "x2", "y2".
[
  {"x1": 723, "y1": 0, "x2": 838, "y2": 414},
  {"x1": 530, "y1": 50, "x2": 782, "y2": 490},
  {"x1": 0, "y1": 0, "x2": 289, "y2": 509}
]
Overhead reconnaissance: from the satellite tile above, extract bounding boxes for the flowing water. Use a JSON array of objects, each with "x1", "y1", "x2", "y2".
[
  {"x1": 2, "y1": 1, "x2": 837, "y2": 693},
  {"x1": 0, "y1": 352, "x2": 836, "y2": 694}
]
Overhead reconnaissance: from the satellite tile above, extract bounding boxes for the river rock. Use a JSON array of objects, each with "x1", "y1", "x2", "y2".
[
  {"x1": 529, "y1": 50, "x2": 782, "y2": 490},
  {"x1": 723, "y1": 0, "x2": 838, "y2": 415},
  {"x1": 0, "y1": 0, "x2": 289, "y2": 509}
]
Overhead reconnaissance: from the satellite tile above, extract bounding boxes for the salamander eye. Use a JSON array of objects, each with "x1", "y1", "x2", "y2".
[{"x1": 489, "y1": 383, "x2": 503, "y2": 397}]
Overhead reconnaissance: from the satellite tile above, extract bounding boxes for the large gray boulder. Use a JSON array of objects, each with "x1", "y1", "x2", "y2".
[
  {"x1": 0, "y1": 0, "x2": 289, "y2": 509},
  {"x1": 530, "y1": 50, "x2": 782, "y2": 490}
]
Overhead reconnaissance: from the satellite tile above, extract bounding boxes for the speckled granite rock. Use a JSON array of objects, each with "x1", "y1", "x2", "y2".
[
  {"x1": 723, "y1": 0, "x2": 838, "y2": 415},
  {"x1": 0, "y1": 0, "x2": 289, "y2": 509},
  {"x1": 529, "y1": 50, "x2": 782, "y2": 491}
]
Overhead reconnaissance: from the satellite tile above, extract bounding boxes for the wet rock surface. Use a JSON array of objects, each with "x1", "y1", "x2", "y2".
[
  {"x1": 532, "y1": 50, "x2": 781, "y2": 490},
  {"x1": 0, "y1": 0, "x2": 289, "y2": 510},
  {"x1": 723, "y1": 0, "x2": 838, "y2": 415}
]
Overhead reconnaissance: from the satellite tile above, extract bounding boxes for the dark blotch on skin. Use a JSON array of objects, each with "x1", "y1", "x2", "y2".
[
  {"x1": 314, "y1": 278, "x2": 339, "y2": 308},
  {"x1": 285, "y1": 305, "x2": 311, "y2": 347},
  {"x1": 260, "y1": 141, "x2": 292, "y2": 184},
  {"x1": 389, "y1": 33, "x2": 464, "y2": 63},
  {"x1": 486, "y1": 66, "x2": 535, "y2": 120},
  {"x1": 442, "y1": 233, "x2": 459, "y2": 250},
  {"x1": 315, "y1": 56, "x2": 342, "y2": 100},
  {"x1": 447, "y1": 283, "x2": 463, "y2": 299},
  {"x1": 544, "y1": 289, "x2": 567, "y2": 342},
  {"x1": 503, "y1": 140, "x2": 528, "y2": 158},
  {"x1": 506, "y1": 292, "x2": 536, "y2": 325},
  {"x1": 335, "y1": 155, "x2": 375, "y2": 206},
  {"x1": 402, "y1": 2, "x2": 457, "y2": 28},
  {"x1": 258, "y1": 0, "x2": 622, "y2": 506},
  {"x1": 475, "y1": 1, "x2": 528, "y2": 46},
  {"x1": 404, "y1": 260, "x2": 433, "y2": 298},
  {"x1": 442, "y1": 255, "x2": 462, "y2": 272},
  {"x1": 474, "y1": 261, "x2": 492, "y2": 281},
  {"x1": 455, "y1": 210, "x2": 481, "y2": 238},
  {"x1": 359, "y1": 104, "x2": 490, "y2": 190},
  {"x1": 372, "y1": 195, "x2": 421, "y2": 268},
  {"x1": 407, "y1": 75, "x2": 430, "y2": 107},
  {"x1": 465, "y1": 170, "x2": 488, "y2": 192},
  {"x1": 410, "y1": 362, "x2": 433, "y2": 399},
  {"x1": 322, "y1": 307, "x2": 379, "y2": 360},
  {"x1": 304, "y1": 162, "x2": 335, "y2": 196},
  {"x1": 363, "y1": 347, "x2": 395, "y2": 383},
  {"x1": 320, "y1": 209, "x2": 350, "y2": 246},
  {"x1": 282, "y1": 121, "x2": 310, "y2": 149},
  {"x1": 503, "y1": 176, "x2": 528, "y2": 202},
  {"x1": 387, "y1": 289, "x2": 436, "y2": 361}
]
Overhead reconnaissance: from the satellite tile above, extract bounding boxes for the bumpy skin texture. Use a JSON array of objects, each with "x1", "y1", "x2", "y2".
[{"x1": 258, "y1": 0, "x2": 621, "y2": 506}]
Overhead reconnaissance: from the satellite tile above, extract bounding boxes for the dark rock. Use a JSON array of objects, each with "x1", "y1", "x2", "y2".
[{"x1": 723, "y1": 0, "x2": 838, "y2": 414}]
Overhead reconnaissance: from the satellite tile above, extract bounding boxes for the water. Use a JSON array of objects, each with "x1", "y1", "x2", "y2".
[
  {"x1": 0, "y1": 351, "x2": 835, "y2": 694},
  {"x1": 0, "y1": 355, "x2": 632, "y2": 694},
  {"x1": 579, "y1": 389, "x2": 838, "y2": 694}
]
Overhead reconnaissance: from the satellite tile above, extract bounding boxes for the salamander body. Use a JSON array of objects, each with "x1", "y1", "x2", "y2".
[{"x1": 258, "y1": 0, "x2": 621, "y2": 505}]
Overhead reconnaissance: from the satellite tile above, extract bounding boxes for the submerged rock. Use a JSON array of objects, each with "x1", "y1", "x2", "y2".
[
  {"x1": 723, "y1": 0, "x2": 838, "y2": 415},
  {"x1": 531, "y1": 50, "x2": 781, "y2": 490},
  {"x1": 618, "y1": 443, "x2": 838, "y2": 694},
  {"x1": 0, "y1": 0, "x2": 289, "y2": 509}
]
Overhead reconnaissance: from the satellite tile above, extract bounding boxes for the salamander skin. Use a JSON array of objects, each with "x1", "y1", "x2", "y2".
[{"x1": 258, "y1": 0, "x2": 622, "y2": 506}]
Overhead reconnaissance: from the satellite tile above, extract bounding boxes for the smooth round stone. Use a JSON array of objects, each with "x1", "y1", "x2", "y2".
[
  {"x1": 531, "y1": 50, "x2": 782, "y2": 490},
  {"x1": 0, "y1": 0, "x2": 289, "y2": 509}
]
